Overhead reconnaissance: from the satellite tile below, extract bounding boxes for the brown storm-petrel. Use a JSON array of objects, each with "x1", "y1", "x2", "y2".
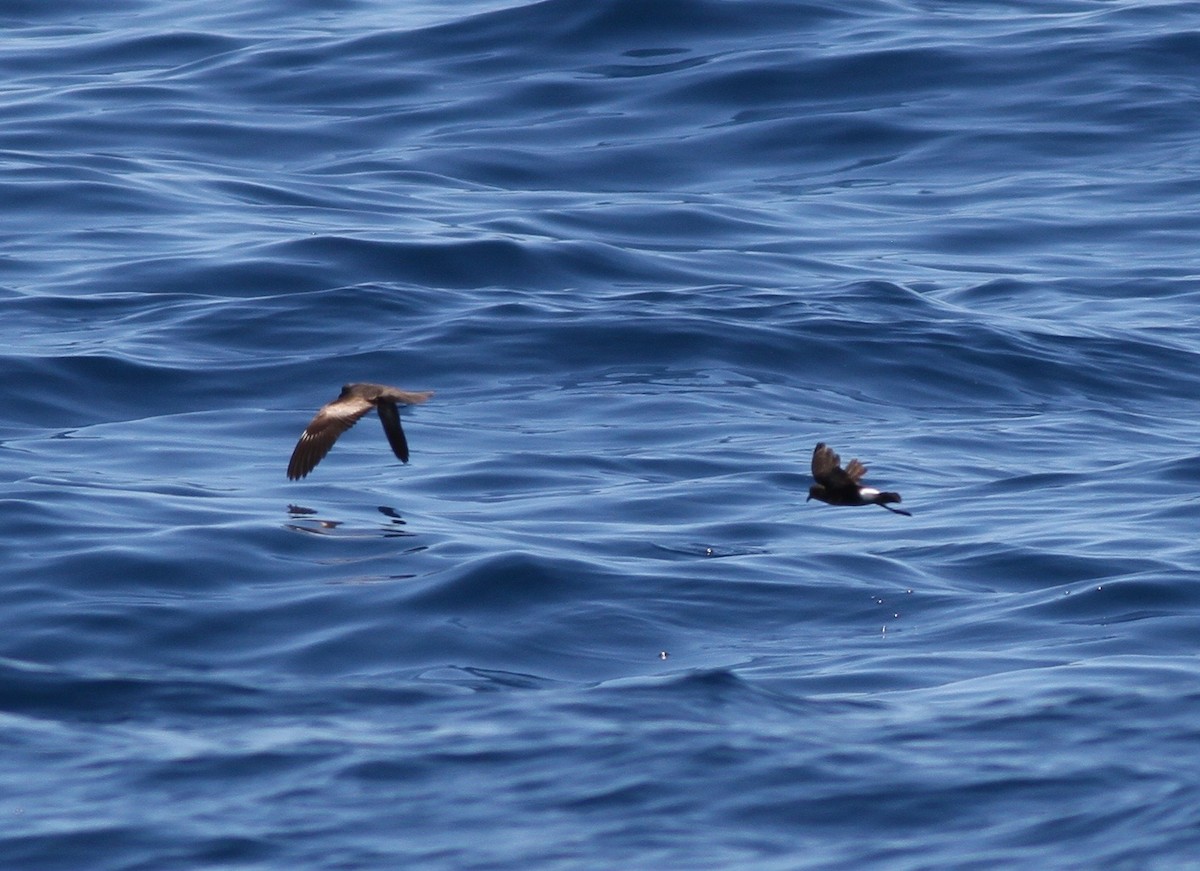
[
  {"x1": 807, "y1": 442, "x2": 911, "y2": 516},
  {"x1": 287, "y1": 383, "x2": 433, "y2": 480}
]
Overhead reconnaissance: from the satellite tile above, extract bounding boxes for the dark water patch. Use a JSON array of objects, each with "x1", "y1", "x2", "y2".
[
  {"x1": 0, "y1": 827, "x2": 170, "y2": 871},
  {"x1": 1158, "y1": 454, "x2": 1200, "y2": 483},
  {"x1": 372, "y1": 0, "x2": 844, "y2": 66},
  {"x1": 0, "y1": 0, "x2": 142, "y2": 23},
  {"x1": 0, "y1": 660, "x2": 269, "y2": 722},
  {"x1": 74, "y1": 253, "x2": 334, "y2": 299},
  {"x1": 668, "y1": 45, "x2": 972, "y2": 107},
  {"x1": 405, "y1": 551, "x2": 600, "y2": 615},
  {"x1": 921, "y1": 544, "x2": 1153, "y2": 592},
  {"x1": 270, "y1": 234, "x2": 664, "y2": 290},
  {"x1": 3, "y1": 355, "x2": 200, "y2": 426}
]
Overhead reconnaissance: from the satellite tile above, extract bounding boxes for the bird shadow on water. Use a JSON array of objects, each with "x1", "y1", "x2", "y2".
[
  {"x1": 280, "y1": 503, "x2": 431, "y2": 584},
  {"x1": 284, "y1": 503, "x2": 422, "y2": 542}
]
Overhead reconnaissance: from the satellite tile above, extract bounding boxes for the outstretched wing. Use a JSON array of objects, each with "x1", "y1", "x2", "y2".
[
  {"x1": 812, "y1": 442, "x2": 866, "y2": 490},
  {"x1": 287, "y1": 394, "x2": 374, "y2": 480},
  {"x1": 811, "y1": 443, "x2": 842, "y2": 484},
  {"x1": 375, "y1": 400, "x2": 410, "y2": 463},
  {"x1": 844, "y1": 458, "x2": 868, "y2": 483},
  {"x1": 374, "y1": 387, "x2": 432, "y2": 462}
]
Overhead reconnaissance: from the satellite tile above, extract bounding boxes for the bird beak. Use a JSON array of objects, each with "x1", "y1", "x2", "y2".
[{"x1": 805, "y1": 495, "x2": 812, "y2": 502}]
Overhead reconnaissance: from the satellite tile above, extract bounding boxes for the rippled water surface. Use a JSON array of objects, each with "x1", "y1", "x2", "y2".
[{"x1": 4, "y1": 1, "x2": 1200, "y2": 868}]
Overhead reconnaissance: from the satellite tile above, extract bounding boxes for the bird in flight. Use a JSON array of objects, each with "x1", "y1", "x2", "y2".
[
  {"x1": 287, "y1": 383, "x2": 433, "y2": 480},
  {"x1": 807, "y1": 442, "x2": 911, "y2": 516}
]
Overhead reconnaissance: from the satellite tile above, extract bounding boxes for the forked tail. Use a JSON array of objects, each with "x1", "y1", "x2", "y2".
[{"x1": 875, "y1": 492, "x2": 911, "y2": 516}]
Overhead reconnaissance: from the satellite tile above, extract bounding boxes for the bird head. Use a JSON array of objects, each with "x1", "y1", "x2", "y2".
[{"x1": 807, "y1": 484, "x2": 824, "y2": 503}]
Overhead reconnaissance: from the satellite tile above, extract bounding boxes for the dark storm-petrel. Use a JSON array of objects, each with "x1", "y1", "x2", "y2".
[
  {"x1": 807, "y1": 442, "x2": 911, "y2": 516},
  {"x1": 287, "y1": 383, "x2": 433, "y2": 480}
]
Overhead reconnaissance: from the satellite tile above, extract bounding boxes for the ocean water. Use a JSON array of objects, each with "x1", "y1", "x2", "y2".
[{"x1": 3, "y1": 1, "x2": 1200, "y2": 868}]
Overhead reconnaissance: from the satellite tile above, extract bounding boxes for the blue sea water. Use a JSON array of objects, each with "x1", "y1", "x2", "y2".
[{"x1": 3, "y1": 0, "x2": 1200, "y2": 867}]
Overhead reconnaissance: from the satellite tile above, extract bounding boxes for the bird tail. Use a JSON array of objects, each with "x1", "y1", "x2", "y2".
[{"x1": 875, "y1": 492, "x2": 912, "y2": 516}]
